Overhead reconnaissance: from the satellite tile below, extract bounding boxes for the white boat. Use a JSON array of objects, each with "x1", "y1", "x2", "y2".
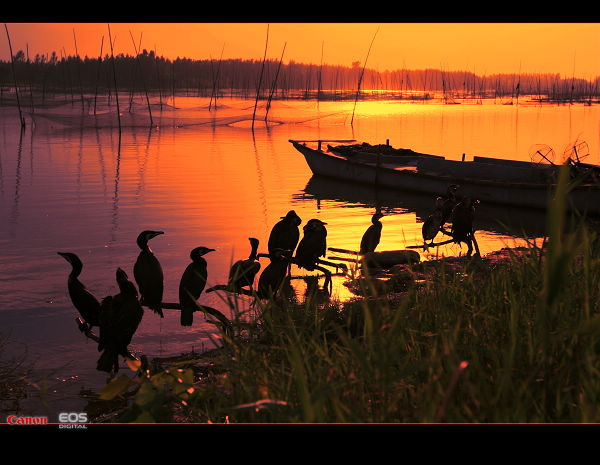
[{"x1": 289, "y1": 139, "x2": 600, "y2": 215}]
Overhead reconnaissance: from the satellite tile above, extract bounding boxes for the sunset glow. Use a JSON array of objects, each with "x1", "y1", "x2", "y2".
[{"x1": 3, "y1": 23, "x2": 600, "y2": 79}]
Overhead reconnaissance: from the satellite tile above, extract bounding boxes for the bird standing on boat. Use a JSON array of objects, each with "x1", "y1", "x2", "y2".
[
  {"x1": 179, "y1": 246, "x2": 215, "y2": 327},
  {"x1": 422, "y1": 197, "x2": 445, "y2": 246},
  {"x1": 133, "y1": 230, "x2": 165, "y2": 317},
  {"x1": 97, "y1": 268, "x2": 144, "y2": 374},
  {"x1": 268, "y1": 210, "x2": 302, "y2": 262},
  {"x1": 450, "y1": 197, "x2": 481, "y2": 257},
  {"x1": 57, "y1": 252, "x2": 101, "y2": 332},
  {"x1": 227, "y1": 237, "x2": 261, "y2": 293},
  {"x1": 360, "y1": 210, "x2": 384, "y2": 254}
]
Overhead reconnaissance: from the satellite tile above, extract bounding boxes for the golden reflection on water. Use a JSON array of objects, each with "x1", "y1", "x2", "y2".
[{"x1": 0, "y1": 96, "x2": 598, "y2": 368}]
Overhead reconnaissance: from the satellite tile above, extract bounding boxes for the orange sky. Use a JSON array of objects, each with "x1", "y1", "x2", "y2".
[{"x1": 3, "y1": 23, "x2": 600, "y2": 79}]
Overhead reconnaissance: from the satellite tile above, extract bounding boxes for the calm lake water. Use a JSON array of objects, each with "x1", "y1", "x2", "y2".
[{"x1": 1, "y1": 94, "x2": 599, "y2": 419}]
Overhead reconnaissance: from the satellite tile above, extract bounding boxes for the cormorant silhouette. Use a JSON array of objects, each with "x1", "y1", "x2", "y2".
[
  {"x1": 133, "y1": 230, "x2": 164, "y2": 317},
  {"x1": 179, "y1": 246, "x2": 215, "y2": 327},
  {"x1": 57, "y1": 252, "x2": 101, "y2": 331},
  {"x1": 360, "y1": 210, "x2": 384, "y2": 254},
  {"x1": 227, "y1": 237, "x2": 261, "y2": 292},
  {"x1": 440, "y1": 184, "x2": 461, "y2": 233},
  {"x1": 97, "y1": 268, "x2": 144, "y2": 374},
  {"x1": 422, "y1": 197, "x2": 445, "y2": 245},
  {"x1": 450, "y1": 197, "x2": 481, "y2": 256},
  {"x1": 268, "y1": 210, "x2": 301, "y2": 261},
  {"x1": 294, "y1": 218, "x2": 333, "y2": 293},
  {"x1": 257, "y1": 248, "x2": 292, "y2": 299}
]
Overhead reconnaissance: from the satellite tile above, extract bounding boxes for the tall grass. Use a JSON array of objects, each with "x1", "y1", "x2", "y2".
[{"x1": 99, "y1": 166, "x2": 600, "y2": 423}]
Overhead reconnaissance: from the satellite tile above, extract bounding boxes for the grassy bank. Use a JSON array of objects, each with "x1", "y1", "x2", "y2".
[{"x1": 95, "y1": 167, "x2": 600, "y2": 423}]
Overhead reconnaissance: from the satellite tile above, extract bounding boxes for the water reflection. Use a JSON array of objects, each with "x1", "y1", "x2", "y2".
[{"x1": 0, "y1": 97, "x2": 598, "y2": 417}]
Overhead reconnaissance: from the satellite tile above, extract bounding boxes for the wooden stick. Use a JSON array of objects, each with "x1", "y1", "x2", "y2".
[
  {"x1": 406, "y1": 238, "x2": 455, "y2": 249},
  {"x1": 328, "y1": 247, "x2": 360, "y2": 255}
]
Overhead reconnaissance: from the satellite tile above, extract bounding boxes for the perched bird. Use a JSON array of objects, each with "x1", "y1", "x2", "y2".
[
  {"x1": 422, "y1": 197, "x2": 445, "y2": 245},
  {"x1": 97, "y1": 268, "x2": 144, "y2": 374},
  {"x1": 133, "y1": 230, "x2": 165, "y2": 317},
  {"x1": 227, "y1": 237, "x2": 261, "y2": 293},
  {"x1": 295, "y1": 218, "x2": 328, "y2": 271},
  {"x1": 360, "y1": 210, "x2": 384, "y2": 254},
  {"x1": 57, "y1": 252, "x2": 101, "y2": 331},
  {"x1": 179, "y1": 246, "x2": 215, "y2": 327},
  {"x1": 450, "y1": 197, "x2": 481, "y2": 257},
  {"x1": 268, "y1": 210, "x2": 302, "y2": 262},
  {"x1": 294, "y1": 218, "x2": 333, "y2": 293},
  {"x1": 440, "y1": 184, "x2": 461, "y2": 232},
  {"x1": 257, "y1": 248, "x2": 293, "y2": 299}
]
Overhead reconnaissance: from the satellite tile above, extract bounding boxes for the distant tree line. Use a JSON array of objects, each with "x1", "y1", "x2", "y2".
[{"x1": 1, "y1": 49, "x2": 598, "y2": 103}]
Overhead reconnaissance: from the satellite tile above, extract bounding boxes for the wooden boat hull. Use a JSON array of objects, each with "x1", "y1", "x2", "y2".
[{"x1": 290, "y1": 140, "x2": 600, "y2": 215}]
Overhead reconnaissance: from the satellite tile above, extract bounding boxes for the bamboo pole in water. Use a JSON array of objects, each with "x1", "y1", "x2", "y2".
[
  {"x1": 265, "y1": 41, "x2": 286, "y2": 121},
  {"x1": 252, "y1": 24, "x2": 269, "y2": 130},
  {"x1": 351, "y1": 27, "x2": 378, "y2": 125},
  {"x1": 154, "y1": 45, "x2": 163, "y2": 110},
  {"x1": 93, "y1": 36, "x2": 104, "y2": 115},
  {"x1": 129, "y1": 30, "x2": 153, "y2": 126},
  {"x1": 107, "y1": 24, "x2": 121, "y2": 133},
  {"x1": 209, "y1": 43, "x2": 224, "y2": 110},
  {"x1": 73, "y1": 28, "x2": 85, "y2": 113},
  {"x1": 4, "y1": 24, "x2": 26, "y2": 128}
]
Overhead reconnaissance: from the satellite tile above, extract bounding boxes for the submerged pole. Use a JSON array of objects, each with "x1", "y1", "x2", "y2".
[
  {"x1": 252, "y1": 24, "x2": 269, "y2": 130},
  {"x1": 4, "y1": 24, "x2": 26, "y2": 128},
  {"x1": 351, "y1": 27, "x2": 379, "y2": 125},
  {"x1": 107, "y1": 24, "x2": 121, "y2": 133},
  {"x1": 129, "y1": 30, "x2": 153, "y2": 126}
]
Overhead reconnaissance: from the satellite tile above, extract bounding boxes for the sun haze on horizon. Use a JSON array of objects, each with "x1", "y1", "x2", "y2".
[{"x1": 2, "y1": 23, "x2": 599, "y2": 79}]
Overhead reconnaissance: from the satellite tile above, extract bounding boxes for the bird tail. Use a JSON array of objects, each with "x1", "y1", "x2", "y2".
[
  {"x1": 97, "y1": 349, "x2": 119, "y2": 373},
  {"x1": 152, "y1": 305, "x2": 164, "y2": 318}
]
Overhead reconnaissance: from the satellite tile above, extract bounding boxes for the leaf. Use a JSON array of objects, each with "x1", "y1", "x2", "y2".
[{"x1": 99, "y1": 375, "x2": 136, "y2": 400}]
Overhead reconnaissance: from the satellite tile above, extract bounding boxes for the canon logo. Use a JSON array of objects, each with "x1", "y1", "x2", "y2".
[{"x1": 7, "y1": 415, "x2": 48, "y2": 425}]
